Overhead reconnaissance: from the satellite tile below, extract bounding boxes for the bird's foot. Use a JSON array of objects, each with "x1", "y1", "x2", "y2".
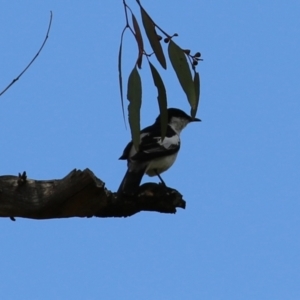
[{"x1": 154, "y1": 170, "x2": 167, "y2": 187}]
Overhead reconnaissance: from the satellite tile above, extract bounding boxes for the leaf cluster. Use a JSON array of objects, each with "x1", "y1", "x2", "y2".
[{"x1": 119, "y1": 0, "x2": 202, "y2": 150}]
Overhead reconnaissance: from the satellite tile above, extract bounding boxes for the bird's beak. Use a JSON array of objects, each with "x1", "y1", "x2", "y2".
[{"x1": 190, "y1": 117, "x2": 201, "y2": 122}]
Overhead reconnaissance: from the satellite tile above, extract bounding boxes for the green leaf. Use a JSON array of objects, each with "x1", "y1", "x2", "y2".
[
  {"x1": 191, "y1": 71, "x2": 200, "y2": 118},
  {"x1": 132, "y1": 13, "x2": 144, "y2": 69},
  {"x1": 118, "y1": 28, "x2": 126, "y2": 124},
  {"x1": 140, "y1": 7, "x2": 166, "y2": 69},
  {"x1": 168, "y1": 40, "x2": 196, "y2": 112},
  {"x1": 127, "y1": 66, "x2": 142, "y2": 151},
  {"x1": 149, "y1": 61, "x2": 168, "y2": 140}
]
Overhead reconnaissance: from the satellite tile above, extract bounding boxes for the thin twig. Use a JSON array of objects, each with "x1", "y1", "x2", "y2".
[
  {"x1": 122, "y1": 1, "x2": 153, "y2": 60},
  {"x1": 122, "y1": 1, "x2": 139, "y2": 39},
  {"x1": 0, "y1": 11, "x2": 53, "y2": 97},
  {"x1": 123, "y1": 0, "x2": 129, "y2": 26}
]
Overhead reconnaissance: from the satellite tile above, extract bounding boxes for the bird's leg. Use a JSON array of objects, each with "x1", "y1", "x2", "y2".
[{"x1": 154, "y1": 169, "x2": 166, "y2": 187}]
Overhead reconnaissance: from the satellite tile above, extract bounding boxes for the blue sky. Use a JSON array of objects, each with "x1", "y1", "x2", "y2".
[{"x1": 1, "y1": 1, "x2": 300, "y2": 299}]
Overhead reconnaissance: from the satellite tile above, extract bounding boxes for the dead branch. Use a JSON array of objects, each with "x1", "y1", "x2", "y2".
[{"x1": 0, "y1": 168, "x2": 186, "y2": 220}]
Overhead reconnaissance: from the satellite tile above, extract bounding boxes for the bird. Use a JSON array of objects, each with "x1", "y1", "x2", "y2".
[{"x1": 117, "y1": 108, "x2": 201, "y2": 196}]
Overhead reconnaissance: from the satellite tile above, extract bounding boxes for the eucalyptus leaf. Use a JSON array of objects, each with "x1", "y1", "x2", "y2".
[
  {"x1": 140, "y1": 8, "x2": 166, "y2": 69},
  {"x1": 132, "y1": 13, "x2": 144, "y2": 69},
  {"x1": 118, "y1": 29, "x2": 126, "y2": 124},
  {"x1": 149, "y1": 61, "x2": 168, "y2": 140},
  {"x1": 127, "y1": 67, "x2": 142, "y2": 151},
  {"x1": 191, "y1": 71, "x2": 200, "y2": 118},
  {"x1": 168, "y1": 40, "x2": 196, "y2": 112}
]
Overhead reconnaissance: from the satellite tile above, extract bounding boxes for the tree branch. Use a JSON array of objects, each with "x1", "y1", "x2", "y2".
[
  {"x1": 0, "y1": 169, "x2": 186, "y2": 220},
  {"x1": 0, "y1": 11, "x2": 53, "y2": 97}
]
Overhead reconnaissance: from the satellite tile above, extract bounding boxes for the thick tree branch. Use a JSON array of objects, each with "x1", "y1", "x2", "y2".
[{"x1": 0, "y1": 169, "x2": 185, "y2": 220}]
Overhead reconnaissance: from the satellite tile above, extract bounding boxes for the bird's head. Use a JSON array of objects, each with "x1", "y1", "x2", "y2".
[{"x1": 156, "y1": 108, "x2": 201, "y2": 133}]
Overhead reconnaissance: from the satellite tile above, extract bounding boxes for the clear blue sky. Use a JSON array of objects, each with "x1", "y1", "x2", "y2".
[{"x1": 1, "y1": 1, "x2": 300, "y2": 299}]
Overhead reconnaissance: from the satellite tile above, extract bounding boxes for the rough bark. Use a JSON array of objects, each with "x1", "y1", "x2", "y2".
[{"x1": 0, "y1": 169, "x2": 186, "y2": 220}]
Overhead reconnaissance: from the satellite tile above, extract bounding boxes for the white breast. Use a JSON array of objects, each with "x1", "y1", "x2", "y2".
[{"x1": 145, "y1": 153, "x2": 178, "y2": 176}]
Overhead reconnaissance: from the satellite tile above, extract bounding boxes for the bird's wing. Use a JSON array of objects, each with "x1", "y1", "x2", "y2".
[
  {"x1": 119, "y1": 141, "x2": 133, "y2": 160},
  {"x1": 118, "y1": 131, "x2": 149, "y2": 160},
  {"x1": 131, "y1": 125, "x2": 180, "y2": 162}
]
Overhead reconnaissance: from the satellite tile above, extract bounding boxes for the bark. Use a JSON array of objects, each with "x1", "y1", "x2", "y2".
[{"x1": 0, "y1": 169, "x2": 186, "y2": 220}]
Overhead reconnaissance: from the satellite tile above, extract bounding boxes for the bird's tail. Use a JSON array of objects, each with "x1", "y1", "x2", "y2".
[{"x1": 117, "y1": 167, "x2": 145, "y2": 197}]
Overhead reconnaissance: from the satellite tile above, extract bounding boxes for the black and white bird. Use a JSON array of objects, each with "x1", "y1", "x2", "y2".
[{"x1": 117, "y1": 108, "x2": 201, "y2": 196}]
